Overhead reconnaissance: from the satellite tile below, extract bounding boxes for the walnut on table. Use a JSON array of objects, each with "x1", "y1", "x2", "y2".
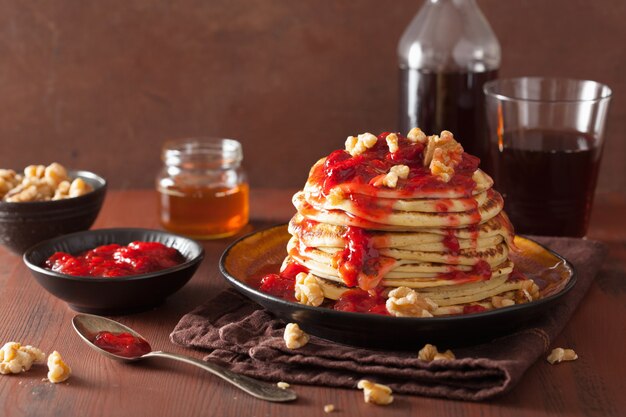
[
  {"x1": 357, "y1": 379, "x2": 394, "y2": 405},
  {"x1": 0, "y1": 342, "x2": 45, "y2": 375},
  {"x1": 47, "y1": 351, "x2": 71, "y2": 383},
  {"x1": 547, "y1": 347, "x2": 578, "y2": 365}
]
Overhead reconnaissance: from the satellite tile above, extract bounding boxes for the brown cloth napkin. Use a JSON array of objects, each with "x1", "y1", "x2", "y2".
[{"x1": 170, "y1": 237, "x2": 606, "y2": 401}]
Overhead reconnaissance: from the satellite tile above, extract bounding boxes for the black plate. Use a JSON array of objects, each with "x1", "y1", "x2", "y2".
[
  {"x1": 220, "y1": 224, "x2": 576, "y2": 349},
  {"x1": 23, "y1": 228, "x2": 204, "y2": 314}
]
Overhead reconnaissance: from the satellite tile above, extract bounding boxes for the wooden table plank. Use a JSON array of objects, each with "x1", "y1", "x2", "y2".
[{"x1": 0, "y1": 189, "x2": 624, "y2": 417}]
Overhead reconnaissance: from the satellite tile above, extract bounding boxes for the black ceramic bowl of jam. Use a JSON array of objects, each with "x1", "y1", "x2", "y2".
[
  {"x1": 0, "y1": 170, "x2": 107, "y2": 255},
  {"x1": 23, "y1": 228, "x2": 204, "y2": 314}
]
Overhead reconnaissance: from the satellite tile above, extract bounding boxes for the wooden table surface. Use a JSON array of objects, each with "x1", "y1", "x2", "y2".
[{"x1": 1, "y1": 189, "x2": 624, "y2": 417}]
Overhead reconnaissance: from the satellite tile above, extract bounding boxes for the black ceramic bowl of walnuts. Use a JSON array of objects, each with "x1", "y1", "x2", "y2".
[{"x1": 0, "y1": 164, "x2": 107, "y2": 254}]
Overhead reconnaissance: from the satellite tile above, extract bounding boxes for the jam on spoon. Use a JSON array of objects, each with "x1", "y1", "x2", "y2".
[{"x1": 93, "y1": 331, "x2": 152, "y2": 358}]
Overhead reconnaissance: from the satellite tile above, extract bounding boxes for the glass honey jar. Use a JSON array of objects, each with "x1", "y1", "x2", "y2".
[{"x1": 156, "y1": 138, "x2": 249, "y2": 239}]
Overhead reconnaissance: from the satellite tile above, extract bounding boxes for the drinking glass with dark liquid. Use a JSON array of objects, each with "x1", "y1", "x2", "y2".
[
  {"x1": 398, "y1": 0, "x2": 500, "y2": 167},
  {"x1": 484, "y1": 78, "x2": 612, "y2": 237}
]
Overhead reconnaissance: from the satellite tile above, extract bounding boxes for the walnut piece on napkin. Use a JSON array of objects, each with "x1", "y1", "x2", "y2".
[
  {"x1": 418, "y1": 343, "x2": 456, "y2": 362},
  {"x1": 284, "y1": 323, "x2": 309, "y2": 349}
]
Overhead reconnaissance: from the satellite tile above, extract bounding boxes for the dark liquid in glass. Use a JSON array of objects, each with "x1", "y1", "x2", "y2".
[
  {"x1": 491, "y1": 128, "x2": 601, "y2": 237},
  {"x1": 399, "y1": 69, "x2": 498, "y2": 169}
]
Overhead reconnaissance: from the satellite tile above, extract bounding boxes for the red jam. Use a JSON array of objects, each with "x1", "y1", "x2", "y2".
[
  {"x1": 506, "y1": 269, "x2": 528, "y2": 283},
  {"x1": 333, "y1": 288, "x2": 389, "y2": 315},
  {"x1": 333, "y1": 226, "x2": 382, "y2": 289},
  {"x1": 463, "y1": 305, "x2": 487, "y2": 314},
  {"x1": 442, "y1": 229, "x2": 461, "y2": 254},
  {"x1": 306, "y1": 132, "x2": 480, "y2": 227},
  {"x1": 312, "y1": 132, "x2": 478, "y2": 199},
  {"x1": 45, "y1": 242, "x2": 185, "y2": 277},
  {"x1": 93, "y1": 331, "x2": 152, "y2": 357},
  {"x1": 258, "y1": 262, "x2": 308, "y2": 301},
  {"x1": 438, "y1": 260, "x2": 493, "y2": 284}
]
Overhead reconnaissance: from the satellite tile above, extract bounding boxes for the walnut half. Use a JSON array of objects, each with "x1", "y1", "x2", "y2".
[
  {"x1": 345, "y1": 133, "x2": 378, "y2": 157},
  {"x1": 372, "y1": 165, "x2": 410, "y2": 189},
  {"x1": 386, "y1": 287, "x2": 438, "y2": 318},
  {"x1": 47, "y1": 351, "x2": 71, "y2": 383},
  {"x1": 294, "y1": 272, "x2": 324, "y2": 307},
  {"x1": 357, "y1": 380, "x2": 394, "y2": 405},
  {"x1": 547, "y1": 347, "x2": 578, "y2": 365},
  {"x1": 0, "y1": 342, "x2": 45, "y2": 375},
  {"x1": 422, "y1": 131, "x2": 464, "y2": 182},
  {"x1": 418, "y1": 344, "x2": 456, "y2": 362},
  {"x1": 284, "y1": 323, "x2": 309, "y2": 349}
]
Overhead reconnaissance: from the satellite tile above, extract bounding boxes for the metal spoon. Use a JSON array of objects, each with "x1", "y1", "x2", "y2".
[{"x1": 72, "y1": 313, "x2": 297, "y2": 402}]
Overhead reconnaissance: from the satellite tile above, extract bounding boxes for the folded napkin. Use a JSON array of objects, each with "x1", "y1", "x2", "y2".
[{"x1": 170, "y1": 237, "x2": 606, "y2": 401}]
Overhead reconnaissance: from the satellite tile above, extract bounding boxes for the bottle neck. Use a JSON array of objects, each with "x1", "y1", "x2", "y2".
[{"x1": 398, "y1": 0, "x2": 500, "y2": 72}]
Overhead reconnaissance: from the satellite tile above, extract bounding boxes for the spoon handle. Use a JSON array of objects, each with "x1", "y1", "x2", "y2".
[{"x1": 144, "y1": 351, "x2": 296, "y2": 402}]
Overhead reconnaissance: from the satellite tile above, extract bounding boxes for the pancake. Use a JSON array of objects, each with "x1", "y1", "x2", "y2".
[
  {"x1": 262, "y1": 128, "x2": 539, "y2": 317},
  {"x1": 288, "y1": 237, "x2": 508, "y2": 268},
  {"x1": 288, "y1": 212, "x2": 514, "y2": 247},
  {"x1": 304, "y1": 184, "x2": 491, "y2": 213},
  {"x1": 294, "y1": 190, "x2": 504, "y2": 228}
]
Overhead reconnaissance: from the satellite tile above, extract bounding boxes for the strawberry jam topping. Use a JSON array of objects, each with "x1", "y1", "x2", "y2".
[
  {"x1": 333, "y1": 288, "x2": 389, "y2": 315},
  {"x1": 463, "y1": 304, "x2": 487, "y2": 314},
  {"x1": 258, "y1": 262, "x2": 308, "y2": 301},
  {"x1": 438, "y1": 260, "x2": 493, "y2": 284},
  {"x1": 506, "y1": 269, "x2": 528, "y2": 283},
  {"x1": 333, "y1": 226, "x2": 386, "y2": 290},
  {"x1": 93, "y1": 331, "x2": 152, "y2": 357},
  {"x1": 45, "y1": 242, "x2": 185, "y2": 277},
  {"x1": 312, "y1": 132, "x2": 479, "y2": 200},
  {"x1": 442, "y1": 229, "x2": 461, "y2": 254}
]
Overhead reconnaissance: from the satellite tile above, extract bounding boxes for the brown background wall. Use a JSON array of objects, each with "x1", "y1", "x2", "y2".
[{"x1": 0, "y1": 0, "x2": 624, "y2": 191}]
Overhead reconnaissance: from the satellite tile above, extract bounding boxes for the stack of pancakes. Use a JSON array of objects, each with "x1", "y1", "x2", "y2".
[{"x1": 283, "y1": 129, "x2": 539, "y2": 316}]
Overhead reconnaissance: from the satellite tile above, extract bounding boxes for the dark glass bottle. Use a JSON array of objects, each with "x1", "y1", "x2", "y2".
[{"x1": 398, "y1": 0, "x2": 500, "y2": 167}]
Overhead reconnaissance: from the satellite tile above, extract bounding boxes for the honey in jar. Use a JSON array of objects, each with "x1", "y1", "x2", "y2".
[{"x1": 157, "y1": 138, "x2": 249, "y2": 239}]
